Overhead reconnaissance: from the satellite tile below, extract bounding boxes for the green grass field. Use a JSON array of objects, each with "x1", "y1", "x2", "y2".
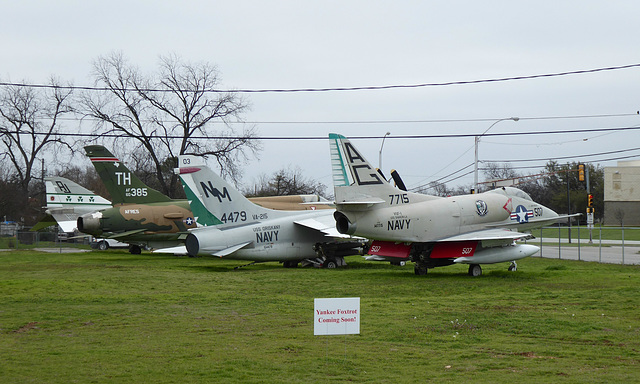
[{"x1": 1, "y1": 249, "x2": 639, "y2": 383}]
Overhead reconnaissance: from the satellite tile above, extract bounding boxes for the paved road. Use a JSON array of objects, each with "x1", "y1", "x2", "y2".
[{"x1": 532, "y1": 243, "x2": 640, "y2": 265}]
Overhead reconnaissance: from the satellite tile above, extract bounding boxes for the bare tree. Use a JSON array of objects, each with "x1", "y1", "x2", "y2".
[
  {"x1": 80, "y1": 52, "x2": 260, "y2": 198},
  {"x1": 0, "y1": 78, "x2": 73, "y2": 222},
  {"x1": 245, "y1": 166, "x2": 327, "y2": 197}
]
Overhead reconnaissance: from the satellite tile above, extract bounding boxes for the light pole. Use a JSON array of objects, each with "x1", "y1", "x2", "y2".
[
  {"x1": 378, "y1": 132, "x2": 391, "y2": 170},
  {"x1": 474, "y1": 117, "x2": 519, "y2": 193}
]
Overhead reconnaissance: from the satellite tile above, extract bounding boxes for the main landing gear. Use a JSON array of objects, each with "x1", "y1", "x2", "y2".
[{"x1": 468, "y1": 264, "x2": 482, "y2": 277}]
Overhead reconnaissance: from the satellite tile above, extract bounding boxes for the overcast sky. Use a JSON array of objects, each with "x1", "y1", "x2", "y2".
[{"x1": 3, "y1": 1, "x2": 640, "y2": 192}]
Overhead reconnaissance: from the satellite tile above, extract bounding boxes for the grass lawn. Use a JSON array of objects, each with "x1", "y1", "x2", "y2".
[{"x1": 1, "y1": 249, "x2": 639, "y2": 383}]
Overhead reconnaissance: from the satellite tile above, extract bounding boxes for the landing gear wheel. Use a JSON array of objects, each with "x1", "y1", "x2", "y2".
[
  {"x1": 323, "y1": 259, "x2": 338, "y2": 269},
  {"x1": 468, "y1": 264, "x2": 482, "y2": 277},
  {"x1": 98, "y1": 241, "x2": 109, "y2": 251},
  {"x1": 129, "y1": 245, "x2": 142, "y2": 255},
  {"x1": 414, "y1": 265, "x2": 428, "y2": 276},
  {"x1": 508, "y1": 261, "x2": 517, "y2": 272}
]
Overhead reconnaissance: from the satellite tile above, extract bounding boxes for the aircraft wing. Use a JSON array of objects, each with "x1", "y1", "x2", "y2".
[
  {"x1": 294, "y1": 215, "x2": 352, "y2": 238},
  {"x1": 107, "y1": 229, "x2": 148, "y2": 239},
  {"x1": 487, "y1": 213, "x2": 582, "y2": 228}
]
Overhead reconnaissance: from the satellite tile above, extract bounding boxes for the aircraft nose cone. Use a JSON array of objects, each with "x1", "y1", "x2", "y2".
[{"x1": 519, "y1": 244, "x2": 540, "y2": 258}]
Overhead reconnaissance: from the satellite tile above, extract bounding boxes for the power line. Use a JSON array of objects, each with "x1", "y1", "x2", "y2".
[
  {"x1": 484, "y1": 146, "x2": 640, "y2": 163},
  {"x1": 4, "y1": 123, "x2": 640, "y2": 140},
  {"x1": 2, "y1": 63, "x2": 640, "y2": 93},
  {"x1": 49, "y1": 112, "x2": 640, "y2": 125}
]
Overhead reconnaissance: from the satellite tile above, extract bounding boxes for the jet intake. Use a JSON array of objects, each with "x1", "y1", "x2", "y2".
[{"x1": 334, "y1": 212, "x2": 356, "y2": 235}]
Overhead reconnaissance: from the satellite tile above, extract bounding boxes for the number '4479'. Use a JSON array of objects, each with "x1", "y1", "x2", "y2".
[{"x1": 221, "y1": 211, "x2": 246, "y2": 223}]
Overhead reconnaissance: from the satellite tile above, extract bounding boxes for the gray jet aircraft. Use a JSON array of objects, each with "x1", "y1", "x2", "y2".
[
  {"x1": 176, "y1": 156, "x2": 366, "y2": 268},
  {"x1": 32, "y1": 176, "x2": 111, "y2": 233},
  {"x1": 329, "y1": 133, "x2": 567, "y2": 276}
]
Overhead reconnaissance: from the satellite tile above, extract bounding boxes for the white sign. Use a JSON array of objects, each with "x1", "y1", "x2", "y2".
[
  {"x1": 587, "y1": 212, "x2": 594, "y2": 228},
  {"x1": 314, "y1": 297, "x2": 360, "y2": 335}
]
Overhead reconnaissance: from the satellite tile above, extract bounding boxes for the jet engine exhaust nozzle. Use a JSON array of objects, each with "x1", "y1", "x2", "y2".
[{"x1": 334, "y1": 212, "x2": 357, "y2": 235}]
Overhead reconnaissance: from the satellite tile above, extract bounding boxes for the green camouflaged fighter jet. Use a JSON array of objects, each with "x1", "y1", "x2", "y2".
[
  {"x1": 76, "y1": 146, "x2": 197, "y2": 254},
  {"x1": 77, "y1": 146, "x2": 332, "y2": 254}
]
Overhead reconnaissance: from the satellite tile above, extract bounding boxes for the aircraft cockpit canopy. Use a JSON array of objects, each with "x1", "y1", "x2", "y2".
[{"x1": 490, "y1": 187, "x2": 533, "y2": 201}]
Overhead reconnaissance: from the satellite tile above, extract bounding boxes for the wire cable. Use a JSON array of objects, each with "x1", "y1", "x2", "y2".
[{"x1": 2, "y1": 63, "x2": 640, "y2": 93}]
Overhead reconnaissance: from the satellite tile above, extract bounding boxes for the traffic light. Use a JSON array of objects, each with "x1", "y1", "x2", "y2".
[
  {"x1": 587, "y1": 193, "x2": 593, "y2": 207},
  {"x1": 578, "y1": 163, "x2": 585, "y2": 182}
]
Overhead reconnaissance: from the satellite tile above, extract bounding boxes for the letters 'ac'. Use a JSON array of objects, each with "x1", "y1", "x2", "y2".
[{"x1": 329, "y1": 133, "x2": 578, "y2": 277}]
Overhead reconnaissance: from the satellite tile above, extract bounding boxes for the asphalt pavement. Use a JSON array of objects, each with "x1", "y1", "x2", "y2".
[{"x1": 530, "y1": 238, "x2": 640, "y2": 265}]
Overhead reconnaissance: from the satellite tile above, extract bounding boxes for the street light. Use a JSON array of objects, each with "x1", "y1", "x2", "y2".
[
  {"x1": 474, "y1": 117, "x2": 519, "y2": 193},
  {"x1": 378, "y1": 132, "x2": 391, "y2": 170}
]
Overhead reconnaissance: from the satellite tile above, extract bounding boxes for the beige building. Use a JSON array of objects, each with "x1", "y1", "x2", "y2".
[{"x1": 604, "y1": 160, "x2": 640, "y2": 225}]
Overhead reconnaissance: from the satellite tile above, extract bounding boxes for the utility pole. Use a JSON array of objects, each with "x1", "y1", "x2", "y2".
[{"x1": 567, "y1": 165, "x2": 572, "y2": 243}]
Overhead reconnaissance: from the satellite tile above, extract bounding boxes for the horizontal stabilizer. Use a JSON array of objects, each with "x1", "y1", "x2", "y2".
[
  {"x1": 108, "y1": 229, "x2": 147, "y2": 239},
  {"x1": 31, "y1": 214, "x2": 58, "y2": 232},
  {"x1": 212, "y1": 242, "x2": 252, "y2": 257},
  {"x1": 294, "y1": 216, "x2": 352, "y2": 238}
]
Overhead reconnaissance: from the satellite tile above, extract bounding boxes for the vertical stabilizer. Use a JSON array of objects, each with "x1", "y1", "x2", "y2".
[
  {"x1": 45, "y1": 176, "x2": 111, "y2": 209},
  {"x1": 40, "y1": 176, "x2": 111, "y2": 232},
  {"x1": 85, "y1": 145, "x2": 173, "y2": 204},
  {"x1": 176, "y1": 155, "x2": 298, "y2": 227},
  {"x1": 329, "y1": 133, "x2": 401, "y2": 203}
]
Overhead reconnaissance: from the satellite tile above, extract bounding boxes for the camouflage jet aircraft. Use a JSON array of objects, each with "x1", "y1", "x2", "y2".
[
  {"x1": 329, "y1": 133, "x2": 568, "y2": 276},
  {"x1": 76, "y1": 146, "x2": 197, "y2": 253},
  {"x1": 176, "y1": 155, "x2": 366, "y2": 268},
  {"x1": 77, "y1": 145, "x2": 332, "y2": 254}
]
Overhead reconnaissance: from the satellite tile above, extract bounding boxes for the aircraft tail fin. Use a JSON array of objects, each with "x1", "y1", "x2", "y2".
[
  {"x1": 40, "y1": 176, "x2": 111, "y2": 232},
  {"x1": 85, "y1": 145, "x2": 173, "y2": 205},
  {"x1": 45, "y1": 176, "x2": 111, "y2": 209},
  {"x1": 176, "y1": 156, "x2": 293, "y2": 227},
  {"x1": 329, "y1": 133, "x2": 403, "y2": 203}
]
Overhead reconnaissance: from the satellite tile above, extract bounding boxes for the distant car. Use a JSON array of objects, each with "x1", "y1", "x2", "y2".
[{"x1": 91, "y1": 238, "x2": 128, "y2": 250}]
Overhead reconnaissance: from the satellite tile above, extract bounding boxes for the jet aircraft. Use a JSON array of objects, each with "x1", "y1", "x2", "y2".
[
  {"x1": 77, "y1": 146, "x2": 333, "y2": 254},
  {"x1": 329, "y1": 133, "x2": 565, "y2": 276},
  {"x1": 77, "y1": 146, "x2": 197, "y2": 253},
  {"x1": 176, "y1": 155, "x2": 366, "y2": 268},
  {"x1": 32, "y1": 176, "x2": 111, "y2": 233}
]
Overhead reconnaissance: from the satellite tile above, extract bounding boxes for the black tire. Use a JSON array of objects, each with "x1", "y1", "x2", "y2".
[
  {"x1": 468, "y1": 264, "x2": 482, "y2": 277},
  {"x1": 323, "y1": 259, "x2": 338, "y2": 269},
  {"x1": 98, "y1": 241, "x2": 109, "y2": 251},
  {"x1": 129, "y1": 245, "x2": 142, "y2": 255}
]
